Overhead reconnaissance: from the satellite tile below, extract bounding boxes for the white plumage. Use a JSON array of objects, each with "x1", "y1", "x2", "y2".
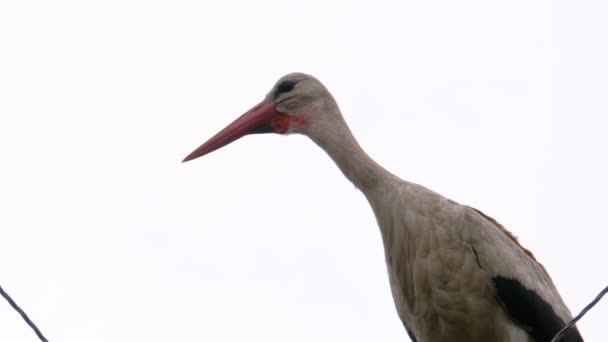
[{"x1": 183, "y1": 73, "x2": 583, "y2": 342}]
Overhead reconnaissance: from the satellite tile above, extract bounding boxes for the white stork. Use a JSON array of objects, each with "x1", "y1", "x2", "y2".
[{"x1": 183, "y1": 73, "x2": 583, "y2": 342}]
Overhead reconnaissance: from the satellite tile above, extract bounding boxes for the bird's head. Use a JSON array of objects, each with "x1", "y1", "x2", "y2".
[{"x1": 183, "y1": 72, "x2": 341, "y2": 162}]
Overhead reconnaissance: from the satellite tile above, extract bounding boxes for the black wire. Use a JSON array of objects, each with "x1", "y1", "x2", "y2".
[
  {"x1": 551, "y1": 285, "x2": 608, "y2": 342},
  {"x1": 0, "y1": 279, "x2": 605, "y2": 342},
  {"x1": 0, "y1": 284, "x2": 49, "y2": 342}
]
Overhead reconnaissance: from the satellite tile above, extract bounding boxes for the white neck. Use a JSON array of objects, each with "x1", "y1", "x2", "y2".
[{"x1": 306, "y1": 111, "x2": 397, "y2": 192}]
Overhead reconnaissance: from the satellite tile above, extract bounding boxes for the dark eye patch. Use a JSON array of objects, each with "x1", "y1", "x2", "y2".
[{"x1": 274, "y1": 81, "x2": 295, "y2": 99}]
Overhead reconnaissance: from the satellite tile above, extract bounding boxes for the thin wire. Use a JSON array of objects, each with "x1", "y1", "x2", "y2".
[
  {"x1": 0, "y1": 280, "x2": 605, "y2": 342},
  {"x1": 551, "y1": 285, "x2": 608, "y2": 342},
  {"x1": 0, "y1": 284, "x2": 49, "y2": 342}
]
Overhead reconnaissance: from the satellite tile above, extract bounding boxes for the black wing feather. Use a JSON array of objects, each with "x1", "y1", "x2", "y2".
[
  {"x1": 493, "y1": 276, "x2": 583, "y2": 342},
  {"x1": 400, "y1": 318, "x2": 418, "y2": 342}
]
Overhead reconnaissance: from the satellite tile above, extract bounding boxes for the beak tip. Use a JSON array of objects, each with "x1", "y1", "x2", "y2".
[{"x1": 183, "y1": 149, "x2": 207, "y2": 163}]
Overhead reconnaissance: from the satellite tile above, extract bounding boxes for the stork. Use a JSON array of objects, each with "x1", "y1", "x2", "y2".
[{"x1": 183, "y1": 73, "x2": 583, "y2": 342}]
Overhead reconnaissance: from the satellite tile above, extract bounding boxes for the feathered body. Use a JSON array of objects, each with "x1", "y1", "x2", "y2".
[{"x1": 369, "y1": 180, "x2": 571, "y2": 341}]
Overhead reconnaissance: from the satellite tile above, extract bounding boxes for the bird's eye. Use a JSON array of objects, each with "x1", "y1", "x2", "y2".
[{"x1": 277, "y1": 81, "x2": 295, "y2": 94}]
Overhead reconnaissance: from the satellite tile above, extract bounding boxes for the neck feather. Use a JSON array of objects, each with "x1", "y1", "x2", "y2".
[{"x1": 307, "y1": 113, "x2": 396, "y2": 192}]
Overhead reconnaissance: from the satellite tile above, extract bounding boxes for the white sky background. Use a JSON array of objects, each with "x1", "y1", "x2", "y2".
[{"x1": 1, "y1": 0, "x2": 607, "y2": 341}]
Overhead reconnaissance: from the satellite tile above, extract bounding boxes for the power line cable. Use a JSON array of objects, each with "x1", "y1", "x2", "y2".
[
  {"x1": 551, "y1": 285, "x2": 608, "y2": 342},
  {"x1": 0, "y1": 284, "x2": 49, "y2": 342}
]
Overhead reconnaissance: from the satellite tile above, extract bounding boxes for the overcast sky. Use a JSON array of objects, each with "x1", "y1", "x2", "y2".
[{"x1": 1, "y1": 1, "x2": 607, "y2": 341}]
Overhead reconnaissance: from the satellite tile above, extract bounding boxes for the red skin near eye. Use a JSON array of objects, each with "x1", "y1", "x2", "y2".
[
  {"x1": 269, "y1": 114, "x2": 291, "y2": 133},
  {"x1": 270, "y1": 114, "x2": 307, "y2": 134}
]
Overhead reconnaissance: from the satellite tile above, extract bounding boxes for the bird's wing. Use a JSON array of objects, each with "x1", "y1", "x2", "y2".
[{"x1": 466, "y1": 207, "x2": 584, "y2": 342}]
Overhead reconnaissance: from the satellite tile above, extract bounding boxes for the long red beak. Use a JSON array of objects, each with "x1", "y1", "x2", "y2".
[{"x1": 182, "y1": 100, "x2": 281, "y2": 162}]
